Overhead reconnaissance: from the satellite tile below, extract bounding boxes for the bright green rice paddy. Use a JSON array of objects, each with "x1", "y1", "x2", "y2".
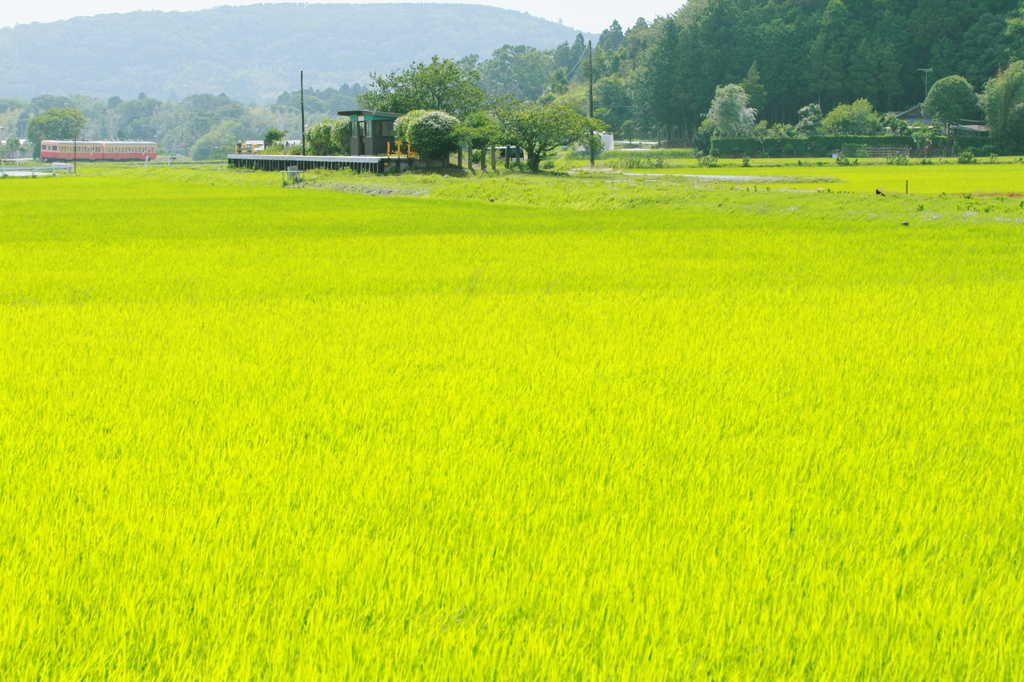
[{"x1": 1, "y1": 165, "x2": 1023, "y2": 679}]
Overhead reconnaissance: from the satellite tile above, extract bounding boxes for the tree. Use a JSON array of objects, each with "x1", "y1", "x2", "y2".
[
  {"x1": 553, "y1": 34, "x2": 587, "y2": 78},
  {"x1": 875, "y1": 41, "x2": 905, "y2": 112},
  {"x1": 263, "y1": 128, "x2": 287, "y2": 148},
  {"x1": 706, "y1": 84, "x2": 756, "y2": 137},
  {"x1": 598, "y1": 20, "x2": 625, "y2": 52},
  {"x1": 848, "y1": 38, "x2": 879, "y2": 104},
  {"x1": 630, "y1": 18, "x2": 685, "y2": 140},
  {"x1": 821, "y1": 99, "x2": 880, "y2": 135},
  {"x1": 923, "y1": 75, "x2": 981, "y2": 138},
  {"x1": 305, "y1": 120, "x2": 351, "y2": 155},
  {"x1": 1010, "y1": 7, "x2": 1024, "y2": 63},
  {"x1": 190, "y1": 119, "x2": 242, "y2": 160},
  {"x1": 29, "y1": 94, "x2": 70, "y2": 113},
  {"x1": 959, "y1": 13, "x2": 1010, "y2": 91},
  {"x1": 807, "y1": 0, "x2": 857, "y2": 106},
  {"x1": 112, "y1": 95, "x2": 163, "y2": 140},
  {"x1": 459, "y1": 110, "x2": 499, "y2": 166},
  {"x1": 395, "y1": 110, "x2": 460, "y2": 159},
  {"x1": 359, "y1": 56, "x2": 487, "y2": 118},
  {"x1": 594, "y1": 75, "x2": 633, "y2": 133},
  {"x1": 795, "y1": 103, "x2": 823, "y2": 136},
  {"x1": 25, "y1": 108, "x2": 87, "y2": 156},
  {"x1": 741, "y1": 61, "x2": 767, "y2": 115},
  {"x1": 479, "y1": 45, "x2": 555, "y2": 100},
  {"x1": 548, "y1": 68, "x2": 570, "y2": 96},
  {"x1": 982, "y1": 60, "x2": 1024, "y2": 153},
  {"x1": 493, "y1": 100, "x2": 605, "y2": 171}
]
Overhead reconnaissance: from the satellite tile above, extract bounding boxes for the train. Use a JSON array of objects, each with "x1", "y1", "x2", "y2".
[{"x1": 40, "y1": 140, "x2": 158, "y2": 162}]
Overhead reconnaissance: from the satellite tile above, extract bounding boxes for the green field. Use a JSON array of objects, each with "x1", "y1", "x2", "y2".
[
  {"x1": 2, "y1": 167, "x2": 1023, "y2": 679},
  {"x1": 557, "y1": 152, "x2": 1024, "y2": 195}
]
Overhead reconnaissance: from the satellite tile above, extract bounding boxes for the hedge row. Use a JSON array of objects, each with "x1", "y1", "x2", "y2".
[{"x1": 710, "y1": 136, "x2": 917, "y2": 158}]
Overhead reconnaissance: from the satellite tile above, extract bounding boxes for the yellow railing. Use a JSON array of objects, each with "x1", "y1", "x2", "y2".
[{"x1": 386, "y1": 142, "x2": 413, "y2": 158}]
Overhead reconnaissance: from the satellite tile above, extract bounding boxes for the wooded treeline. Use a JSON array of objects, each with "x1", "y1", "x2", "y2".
[{"x1": 461, "y1": 0, "x2": 1024, "y2": 144}]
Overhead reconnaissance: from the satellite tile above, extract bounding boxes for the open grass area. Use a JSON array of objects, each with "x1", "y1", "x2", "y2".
[
  {"x1": 2, "y1": 168, "x2": 1024, "y2": 679},
  {"x1": 550, "y1": 150, "x2": 1024, "y2": 195}
]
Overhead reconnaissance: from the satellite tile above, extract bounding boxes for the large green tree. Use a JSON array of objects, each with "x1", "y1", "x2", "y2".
[
  {"x1": 493, "y1": 100, "x2": 604, "y2": 171},
  {"x1": 25, "y1": 108, "x2": 87, "y2": 156},
  {"x1": 706, "y1": 84, "x2": 756, "y2": 137},
  {"x1": 821, "y1": 99, "x2": 881, "y2": 135},
  {"x1": 982, "y1": 60, "x2": 1024, "y2": 153},
  {"x1": 359, "y1": 56, "x2": 487, "y2": 119},
  {"x1": 923, "y1": 75, "x2": 981, "y2": 137}
]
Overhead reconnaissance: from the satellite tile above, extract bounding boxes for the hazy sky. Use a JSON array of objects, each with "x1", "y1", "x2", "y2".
[{"x1": 1, "y1": 0, "x2": 681, "y2": 33}]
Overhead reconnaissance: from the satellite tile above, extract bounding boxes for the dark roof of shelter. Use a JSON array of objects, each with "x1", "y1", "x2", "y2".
[{"x1": 337, "y1": 110, "x2": 404, "y2": 118}]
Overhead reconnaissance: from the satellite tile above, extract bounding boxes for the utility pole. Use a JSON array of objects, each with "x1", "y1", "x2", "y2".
[
  {"x1": 588, "y1": 40, "x2": 595, "y2": 168},
  {"x1": 65, "y1": 103, "x2": 78, "y2": 175},
  {"x1": 917, "y1": 68, "x2": 933, "y2": 104},
  {"x1": 300, "y1": 71, "x2": 306, "y2": 156}
]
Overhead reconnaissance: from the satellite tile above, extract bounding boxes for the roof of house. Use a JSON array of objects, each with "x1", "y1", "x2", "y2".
[{"x1": 893, "y1": 104, "x2": 930, "y2": 122}]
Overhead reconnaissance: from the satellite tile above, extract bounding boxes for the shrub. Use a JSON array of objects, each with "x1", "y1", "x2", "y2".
[
  {"x1": 840, "y1": 143, "x2": 869, "y2": 158},
  {"x1": 958, "y1": 150, "x2": 977, "y2": 164},
  {"x1": 305, "y1": 119, "x2": 351, "y2": 156},
  {"x1": 697, "y1": 154, "x2": 719, "y2": 168},
  {"x1": 397, "y1": 110, "x2": 461, "y2": 160},
  {"x1": 822, "y1": 99, "x2": 881, "y2": 136}
]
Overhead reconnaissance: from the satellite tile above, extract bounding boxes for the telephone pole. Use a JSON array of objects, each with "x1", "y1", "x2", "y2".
[
  {"x1": 588, "y1": 40, "x2": 595, "y2": 168},
  {"x1": 300, "y1": 71, "x2": 306, "y2": 156},
  {"x1": 65, "y1": 102, "x2": 78, "y2": 175}
]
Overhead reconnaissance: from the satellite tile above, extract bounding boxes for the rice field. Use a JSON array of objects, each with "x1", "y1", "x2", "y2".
[
  {"x1": 2, "y1": 170, "x2": 1023, "y2": 680},
  {"x1": 642, "y1": 160, "x2": 1024, "y2": 194}
]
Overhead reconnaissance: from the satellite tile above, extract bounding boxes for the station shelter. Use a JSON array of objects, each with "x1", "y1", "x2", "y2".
[{"x1": 338, "y1": 110, "x2": 403, "y2": 156}]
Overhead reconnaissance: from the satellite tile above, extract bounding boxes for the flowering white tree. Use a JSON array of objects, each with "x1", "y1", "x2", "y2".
[{"x1": 706, "y1": 84, "x2": 757, "y2": 137}]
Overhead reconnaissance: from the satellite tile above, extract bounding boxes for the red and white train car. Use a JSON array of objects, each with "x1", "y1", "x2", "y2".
[{"x1": 40, "y1": 140, "x2": 158, "y2": 162}]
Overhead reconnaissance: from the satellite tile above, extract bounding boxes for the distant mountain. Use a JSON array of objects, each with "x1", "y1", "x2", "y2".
[{"x1": 0, "y1": 3, "x2": 593, "y2": 102}]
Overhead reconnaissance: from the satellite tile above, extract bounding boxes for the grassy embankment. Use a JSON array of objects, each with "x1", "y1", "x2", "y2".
[{"x1": 1, "y1": 167, "x2": 1023, "y2": 679}]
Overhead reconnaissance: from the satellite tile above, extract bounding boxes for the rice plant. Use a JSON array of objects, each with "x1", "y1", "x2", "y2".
[{"x1": 1, "y1": 173, "x2": 1022, "y2": 680}]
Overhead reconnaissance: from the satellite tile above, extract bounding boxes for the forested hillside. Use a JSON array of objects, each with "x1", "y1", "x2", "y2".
[
  {"x1": 426, "y1": 0, "x2": 1024, "y2": 143},
  {"x1": 625, "y1": 0, "x2": 1024, "y2": 139},
  {"x1": 0, "y1": 4, "x2": 589, "y2": 102}
]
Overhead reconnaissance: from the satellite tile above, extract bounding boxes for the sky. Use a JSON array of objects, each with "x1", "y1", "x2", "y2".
[{"x1": 0, "y1": 0, "x2": 681, "y2": 33}]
